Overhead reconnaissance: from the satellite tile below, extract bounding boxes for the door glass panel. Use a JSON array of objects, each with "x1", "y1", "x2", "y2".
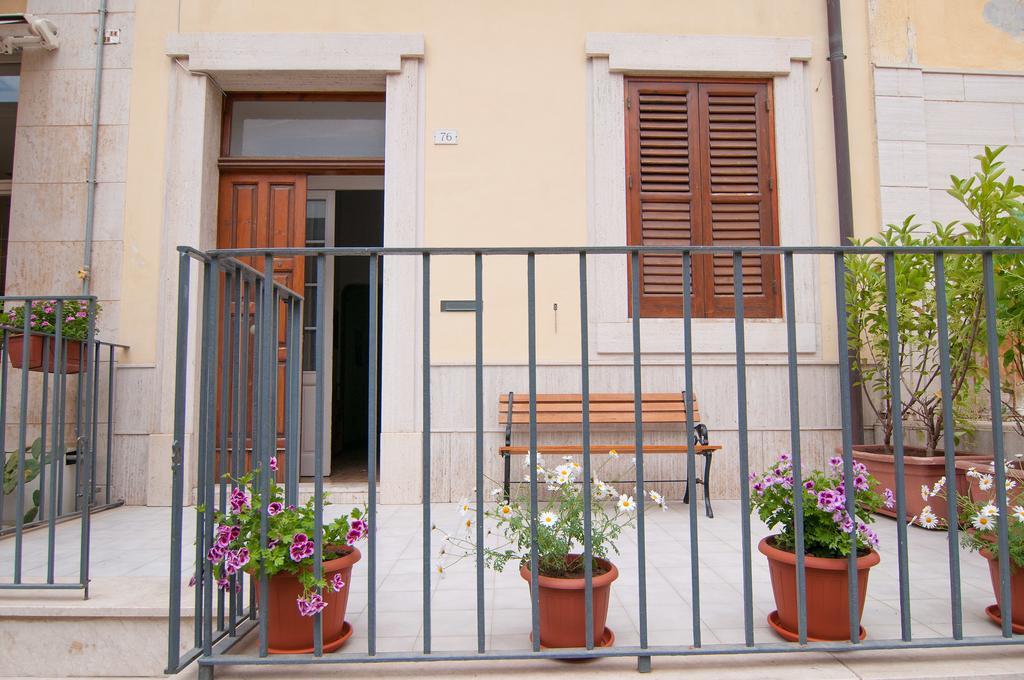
[
  {"x1": 230, "y1": 100, "x2": 385, "y2": 157},
  {"x1": 303, "y1": 198, "x2": 327, "y2": 370}
]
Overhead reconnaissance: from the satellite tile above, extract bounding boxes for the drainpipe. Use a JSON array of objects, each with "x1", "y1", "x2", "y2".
[
  {"x1": 80, "y1": 0, "x2": 107, "y2": 296},
  {"x1": 826, "y1": 0, "x2": 865, "y2": 443}
]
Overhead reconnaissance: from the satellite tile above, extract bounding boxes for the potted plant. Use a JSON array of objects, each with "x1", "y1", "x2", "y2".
[
  {"x1": 200, "y1": 461, "x2": 368, "y2": 654},
  {"x1": 751, "y1": 453, "x2": 893, "y2": 641},
  {"x1": 844, "y1": 147, "x2": 1023, "y2": 525},
  {"x1": 0, "y1": 300, "x2": 100, "y2": 374},
  {"x1": 436, "y1": 453, "x2": 665, "y2": 648},
  {"x1": 921, "y1": 466, "x2": 1024, "y2": 633}
]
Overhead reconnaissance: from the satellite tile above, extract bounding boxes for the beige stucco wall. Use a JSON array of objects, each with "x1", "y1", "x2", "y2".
[
  {"x1": 871, "y1": 0, "x2": 1024, "y2": 71},
  {"x1": 114, "y1": 0, "x2": 883, "y2": 368}
]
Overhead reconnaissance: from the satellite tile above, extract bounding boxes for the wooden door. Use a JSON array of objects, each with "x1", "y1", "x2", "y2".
[{"x1": 216, "y1": 173, "x2": 307, "y2": 480}]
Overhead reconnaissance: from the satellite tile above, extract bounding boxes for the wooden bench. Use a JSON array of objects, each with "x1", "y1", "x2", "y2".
[{"x1": 498, "y1": 392, "x2": 722, "y2": 517}]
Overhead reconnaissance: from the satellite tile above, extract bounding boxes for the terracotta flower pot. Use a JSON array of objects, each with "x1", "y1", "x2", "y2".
[
  {"x1": 8, "y1": 334, "x2": 84, "y2": 374},
  {"x1": 519, "y1": 555, "x2": 618, "y2": 648},
  {"x1": 265, "y1": 546, "x2": 360, "y2": 654},
  {"x1": 955, "y1": 460, "x2": 1024, "y2": 506},
  {"x1": 980, "y1": 546, "x2": 1024, "y2": 633},
  {"x1": 759, "y1": 536, "x2": 879, "y2": 641},
  {"x1": 851, "y1": 445, "x2": 991, "y2": 525}
]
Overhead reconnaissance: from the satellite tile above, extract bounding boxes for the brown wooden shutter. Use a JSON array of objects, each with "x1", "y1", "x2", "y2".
[
  {"x1": 626, "y1": 80, "x2": 705, "y2": 317},
  {"x1": 697, "y1": 82, "x2": 781, "y2": 318},
  {"x1": 626, "y1": 78, "x2": 781, "y2": 318}
]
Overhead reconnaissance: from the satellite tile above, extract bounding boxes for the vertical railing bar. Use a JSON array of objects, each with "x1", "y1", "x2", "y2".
[
  {"x1": 235, "y1": 276, "x2": 252, "y2": 626},
  {"x1": 57, "y1": 352, "x2": 67, "y2": 518},
  {"x1": 14, "y1": 298, "x2": 32, "y2": 583},
  {"x1": 629, "y1": 251, "x2": 650, "y2": 661},
  {"x1": 580, "y1": 252, "x2": 595, "y2": 651},
  {"x1": 166, "y1": 253, "x2": 190, "y2": 672},
  {"x1": 834, "y1": 253, "x2": 861, "y2": 644},
  {"x1": 367, "y1": 252, "x2": 380, "y2": 656},
  {"x1": 0, "y1": 328, "x2": 6, "y2": 531},
  {"x1": 421, "y1": 253, "x2": 432, "y2": 655},
  {"x1": 258, "y1": 257, "x2": 275, "y2": 658},
  {"x1": 474, "y1": 252, "x2": 486, "y2": 654},
  {"x1": 217, "y1": 270, "x2": 233, "y2": 633},
  {"x1": 526, "y1": 252, "x2": 540, "y2": 652},
  {"x1": 934, "y1": 253, "x2": 963, "y2": 639},
  {"x1": 250, "y1": 276, "x2": 262, "y2": 627},
  {"x1": 47, "y1": 321, "x2": 62, "y2": 584},
  {"x1": 194, "y1": 267, "x2": 212, "y2": 650},
  {"x1": 38, "y1": 335, "x2": 50, "y2": 525},
  {"x1": 202, "y1": 264, "x2": 221, "y2": 650},
  {"x1": 80, "y1": 299, "x2": 98, "y2": 598},
  {"x1": 74, "y1": 310, "x2": 84, "y2": 513},
  {"x1": 682, "y1": 253, "x2": 701, "y2": 647},
  {"x1": 285, "y1": 296, "x2": 301, "y2": 506},
  {"x1": 784, "y1": 253, "x2": 808, "y2": 645},
  {"x1": 313, "y1": 254, "x2": 327, "y2": 657},
  {"x1": 733, "y1": 252, "x2": 755, "y2": 647},
  {"x1": 90, "y1": 335, "x2": 101, "y2": 506},
  {"x1": 983, "y1": 252, "x2": 1012, "y2": 637},
  {"x1": 227, "y1": 271, "x2": 242, "y2": 636},
  {"x1": 105, "y1": 343, "x2": 115, "y2": 506},
  {"x1": 884, "y1": 251, "x2": 912, "y2": 641}
]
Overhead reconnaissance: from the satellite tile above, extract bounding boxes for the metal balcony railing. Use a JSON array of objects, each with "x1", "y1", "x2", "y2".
[
  {"x1": 0, "y1": 295, "x2": 125, "y2": 596},
  {"x1": 167, "y1": 245, "x2": 1024, "y2": 678}
]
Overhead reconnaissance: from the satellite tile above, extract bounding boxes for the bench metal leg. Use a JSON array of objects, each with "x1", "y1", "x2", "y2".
[
  {"x1": 502, "y1": 453, "x2": 511, "y2": 501},
  {"x1": 703, "y1": 452, "x2": 714, "y2": 518}
]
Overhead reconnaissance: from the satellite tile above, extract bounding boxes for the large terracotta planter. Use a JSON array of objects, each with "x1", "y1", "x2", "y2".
[
  {"x1": 519, "y1": 555, "x2": 618, "y2": 648},
  {"x1": 7, "y1": 334, "x2": 83, "y2": 374},
  {"x1": 981, "y1": 547, "x2": 1024, "y2": 634},
  {"x1": 955, "y1": 460, "x2": 1024, "y2": 506},
  {"x1": 851, "y1": 445, "x2": 991, "y2": 525},
  {"x1": 264, "y1": 546, "x2": 360, "y2": 654},
  {"x1": 759, "y1": 536, "x2": 879, "y2": 641}
]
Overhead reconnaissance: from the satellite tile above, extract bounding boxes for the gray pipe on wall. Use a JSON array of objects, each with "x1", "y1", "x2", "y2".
[
  {"x1": 80, "y1": 0, "x2": 108, "y2": 296},
  {"x1": 826, "y1": 0, "x2": 865, "y2": 443}
]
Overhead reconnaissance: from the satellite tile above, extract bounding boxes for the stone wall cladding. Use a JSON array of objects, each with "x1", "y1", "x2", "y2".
[{"x1": 875, "y1": 65, "x2": 1024, "y2": 228}]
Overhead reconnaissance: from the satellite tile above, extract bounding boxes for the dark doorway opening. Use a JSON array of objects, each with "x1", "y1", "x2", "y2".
[{"x1": 330, "y1": 189, "x2": 384, "y2": 483}]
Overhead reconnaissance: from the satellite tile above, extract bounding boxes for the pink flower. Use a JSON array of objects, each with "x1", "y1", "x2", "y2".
[
  {"x1": 289, "y1": 533, "x2": 315, "y2": 562},
  {"x1": 883, "y1": 488, "x2": 895, "y2": 510},
  {"x1": 229, "y1": 488, "x2": 250, "y2": 514},
  {"x1": 267, "y1": 502, "x2": 283, "y2": 516},
  {"x1": 296, "y1": 593, "x2": 328, "y2": 617},
  {"x1": 330, "y1": 573, "x2": 345, "y2": 592},
  {"x1": 207, "y1": 545, "x2": 225, "y2": 564},
  {"x1": 223, "y1": 548, "x2": 250, "y2": 575},
  {"x1": 269, "y1": 457, "x2": 278, "y2": 472}
]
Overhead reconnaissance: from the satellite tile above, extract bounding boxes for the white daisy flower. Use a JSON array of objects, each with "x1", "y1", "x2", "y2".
[
  {"x1": 617, "y1": 494, "x2": 636, "y2": 513},
  {"x1": 918, "y1": 510, "x2": 939, "y2": 529},
  {"x1": 978, "y1": 474, "x2": 994, "y2": 491},
  {"x1": 498, "y1": 503, "x2": 514, "y2": 517},
  {"x1": 562, "y1": 455, "x2": 574, "y2": 462},
  {"x1": 458, "y1": 499, "x2": 473, "y2": 516},
  {"x1": 1007, "y1": 480, "x2": 1018, "y2": 493},
  {"x1": 608, "y1": 449, "x2": 619, "y2": 458},
  {"x1": 966, "y1": 467, "x2": 979, "y2": 479},
  {"x1": 491, "y1": 488, "x2": 502, "y2": 497},
  {"x1": 972, "y1": 513, "x2": 995, "y2": 531},
  {"x1": 648, "y1": 490, "x2": 667, "y2": 510},
  {"x1": 540, "y1": 512, "x2": 558, "y2": 527},
  {"x1": 921, "y1": 484, "x2": 931, "y2": 501},
  {"x1": 1013, "y1": 505, "x2": 1024, "y2": 524},
  {"x1": 980, "y1": 503, "x2": 999, "y2": 518},
  {"x1": 931, "y1": 477, "x2": 946, "y2": 496}
]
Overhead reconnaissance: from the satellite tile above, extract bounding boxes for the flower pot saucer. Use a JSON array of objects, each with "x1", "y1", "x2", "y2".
[
  {"x1": 268, "y1": 620, "x2": 353, "y2": 655},
  {"x1": 767, "y1": 611, "x2": 866, "y2": 642},
  {"x1": 529, "y1": 627, "x2": 614, "y2": 661},
  {"x1": 984, "y1": 605, "x2": 1024, "y2": 634}
]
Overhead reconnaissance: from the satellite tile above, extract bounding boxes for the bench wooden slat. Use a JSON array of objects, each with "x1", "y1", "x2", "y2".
[
  {"x1": 499, "y1": 392, "x2": 687, "y2": 403},
  {"x1": 505, "y1": 401, "x2": 689, "y2": 413},
  {"x1": 499, "y1": 444, "x2": 722, "y2": 454},
  {"x1": 505, "y1": 412, "x2": 697, "y2": 425}
]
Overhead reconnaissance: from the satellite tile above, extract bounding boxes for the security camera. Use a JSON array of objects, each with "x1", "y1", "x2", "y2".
[{"x1": 0, "y1": 13, "x2": 59, "y2": 55}]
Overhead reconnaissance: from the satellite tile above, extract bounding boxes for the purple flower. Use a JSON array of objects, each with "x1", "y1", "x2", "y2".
[
  {"x1": 330, "y1": 573, "x2": 346, "y2": 592},
  {"x1": 778, "y1": 453, "x2": 791, "y2": 464},
  {"x1": 217, "y1": 576, "x2": 230, "y2": 590},
  {"x1": 853, "y1": 461, "x2": 867, "y2": 475},
  {"x1": 781, "y1": 476, "x2": 794, "y2": 490},
  {"x1": 267, "y1": 502, "x2": 283, "y2": 516},
  {"x1": 216, "y1": 524, "x2": 237, "y2": 548},
  {"x1": 346, "y1": 529, "x2": 362, "y2": 546},
  {"x1": 828, "y1": 456, "x2": 843, "y2": 468},
  {"x1": 290, "y1": 533, "x2": 315, "y2": 562},
  {"x1": 267, "y1": 538, "x2": 280, "y2": 549},
  {"x1": 748, "y1": 471, "x2": 758, "y2": 482},
  {"x1": 229, "y1": 488, "x2": 250, "y2": 514},
  {"x1": 752, "y1": 481, "x2": 766, "y2": 495},
  {"x1": 883, "y1": 488, "x2": 895, "y2": 509},
  {"x1": 187, "y1": 574, "x2": 196, "y2": 587},
  {"x1": 350, "y1": 519, "x2": 367, "y2": 534},
  {"x1": 269, "y1": 457, "x2": 278, "y2": 472},
  {"x1": 76, "y1": 311, "x2": 87, "y2": 318},
  {"x1": 296, "y1": 593, "x2": 328, "y2": 617},
  {"x1": 803, "y1": 480, "x2": 815, "y2": 491},
  {"x1": 224, "y1": 548, "x2": 250, "y2": 575},
  {"x1": 207, "y1": 545, "x2": 226, "y2": 564},
  {"x1": 853, "y1": 474, "x2": 869, "y2": 491}
]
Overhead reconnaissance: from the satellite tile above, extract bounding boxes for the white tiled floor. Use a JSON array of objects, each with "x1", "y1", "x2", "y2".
[{"x1": 0, "y1": 496, "x2": 1004, "y2": 655}]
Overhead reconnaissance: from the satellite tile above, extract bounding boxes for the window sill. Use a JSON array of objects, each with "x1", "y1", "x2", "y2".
[{"x1": 594, "y1": 318, "x2": 817, "y2": 355}]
